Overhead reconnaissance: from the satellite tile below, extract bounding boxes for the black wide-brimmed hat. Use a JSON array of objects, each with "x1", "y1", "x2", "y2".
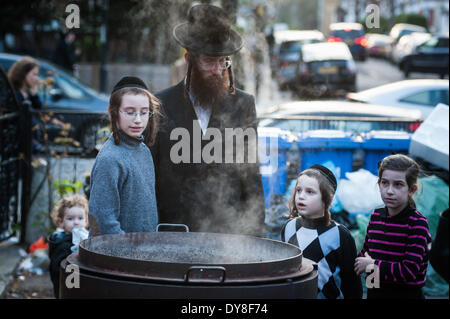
[{"x1": 173, "y1": 4, "x2": 243, "y2": 56}]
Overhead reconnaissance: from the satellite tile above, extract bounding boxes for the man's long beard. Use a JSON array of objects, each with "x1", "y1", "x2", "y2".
[{"x1": 189, "y1": 63, "x2": 229, "y2": 107}]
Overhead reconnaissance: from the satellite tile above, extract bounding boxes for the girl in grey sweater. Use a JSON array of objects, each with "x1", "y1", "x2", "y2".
[{"x1": 89, "y1": 77, "x2": 161, "y2": 235}]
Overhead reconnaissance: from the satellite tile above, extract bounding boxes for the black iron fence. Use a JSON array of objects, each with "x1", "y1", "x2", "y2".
[
  {"x1": 0, "y1": 67, "x2": 32, "y2": 243},
  {"x1": 1, "y1": 66, "x2": 110, "y2": 243},
  {"x1": 29, "y1": 109, "x2": 110, "y2": 156}
]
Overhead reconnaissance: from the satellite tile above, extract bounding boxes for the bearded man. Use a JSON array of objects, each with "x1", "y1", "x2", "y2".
[{"x1": 151, "y1": 4, "x2": 265, "y2": 236}]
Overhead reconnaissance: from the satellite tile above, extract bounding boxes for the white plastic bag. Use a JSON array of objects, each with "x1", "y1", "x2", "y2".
[
  {"x1": 71, "y1": 227, "x2": 89, "y2": 253},
  {"x1": 336, "y1": 169, "x2": 384, "y2": 214}
]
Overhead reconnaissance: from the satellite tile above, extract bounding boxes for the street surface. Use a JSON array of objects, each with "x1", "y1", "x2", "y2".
[
  {"x1": 256, "y1": 56, "x2": 448, "y2": 114},
  {"x1": 355, "y1": 57, "x2": 446, "y2": 91}
]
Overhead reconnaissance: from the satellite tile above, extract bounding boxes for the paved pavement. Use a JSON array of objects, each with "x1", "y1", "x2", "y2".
[
  {"x1": 0, "y1": 242, "x2": 24, "y2": 298},
  {"x1": 5, "y1": 270, "x2": 54, "y2": 299},
  {"x1": 0, "y1": 240, "x2": 55, "y2": 299}
]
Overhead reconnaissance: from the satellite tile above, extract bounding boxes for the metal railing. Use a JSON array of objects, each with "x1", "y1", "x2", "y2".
[
  {"x1": 0, "y1": 68, "x2": 32, "y2": 242},
  {"x1": 29, "y1": 109, "x2": 110, "y2": 156},
  {"x1": 0, "y1": 65, "x2": 111, "y2": 243}
]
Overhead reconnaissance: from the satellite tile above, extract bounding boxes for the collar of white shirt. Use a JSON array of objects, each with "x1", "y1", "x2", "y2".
[{"x1": 185, "y1": 77, "x2": 212, "y2": 135}]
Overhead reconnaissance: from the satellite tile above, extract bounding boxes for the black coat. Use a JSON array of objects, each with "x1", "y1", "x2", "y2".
[
  {"x1": 152, "y1": 81, "x2": 265, "y2": 236},
  {"x1": 430, "y1": 208, "x2": 449, "y2": 283},
  {"x1": 53, "y1": 39, "x2": 76, "y2": 73},
  {"x1": 48, "y1": 232, "x2": 72, "y2": 298}
]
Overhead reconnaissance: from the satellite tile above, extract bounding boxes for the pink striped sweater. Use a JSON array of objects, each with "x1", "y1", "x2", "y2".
[{"x1": 360, "y1": 205, "x2": 431, "y2": 293}]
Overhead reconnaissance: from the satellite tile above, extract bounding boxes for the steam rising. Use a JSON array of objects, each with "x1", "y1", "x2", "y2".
[{"x1": 83, "y1": 232, "x2": 299, "y2": 265}]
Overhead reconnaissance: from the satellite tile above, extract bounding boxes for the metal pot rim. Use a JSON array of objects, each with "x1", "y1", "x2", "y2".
[{"x1": 77, "y1": 231, "x2": 304, "y2": 284}]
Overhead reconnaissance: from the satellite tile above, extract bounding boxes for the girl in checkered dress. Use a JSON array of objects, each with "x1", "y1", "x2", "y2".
[{"x1": 281, "y1": 165, "x2": 362, "y2": 299}]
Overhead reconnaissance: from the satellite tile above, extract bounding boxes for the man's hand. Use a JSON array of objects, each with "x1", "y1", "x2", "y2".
[{"x1": 354, "y1": 252, "x2": 375, "y2": 276}]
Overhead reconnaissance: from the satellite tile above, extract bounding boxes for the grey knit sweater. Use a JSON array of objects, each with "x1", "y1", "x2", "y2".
[{"x1": 89, "y1": 130, "x2": 158, "y2": 234}]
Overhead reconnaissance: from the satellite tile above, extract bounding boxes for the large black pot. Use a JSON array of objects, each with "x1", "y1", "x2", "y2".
[{"x1": 60, "y1": 230, "x2": 317, "y2": 299}]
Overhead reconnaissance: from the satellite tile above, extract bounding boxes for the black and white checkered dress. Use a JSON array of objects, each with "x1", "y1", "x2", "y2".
[{"x1": 281, "y1": 218, "x2": 362, "y2": 299}]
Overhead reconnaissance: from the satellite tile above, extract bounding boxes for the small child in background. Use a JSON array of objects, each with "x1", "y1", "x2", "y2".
[
  {"x1": 354, "y1": 154, "x2": 431, "y2": 299},
  {"x1": 48, "y1": 194, "x2": 89, "y2": 298},
  {"x1": 281, "y1": 165, "x2": 362, "y2": 299}
]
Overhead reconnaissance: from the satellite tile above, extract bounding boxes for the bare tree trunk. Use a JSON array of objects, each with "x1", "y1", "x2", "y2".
[
  {"x1": 355, "y1": 0, "x2": 360, "y2": 22},
  {"x1": 221, "y1": 0, "x2": 238, "y2": 23},
  {"x1": 390, "y1": 0, "x2": 396, "y2": 28}
]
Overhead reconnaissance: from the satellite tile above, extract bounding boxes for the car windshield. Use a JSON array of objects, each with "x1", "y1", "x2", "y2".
[
  {"x1": 391, "y1": 25, "x2": 426, "y2": 38},
  {"x1": 421, "y1": 37, "x2": 449, "y2": 48},
  {"x1": 400, "y1": 89, "x2": 449, "y2": 106},
  {"x1": 331, "y1": 29, "x2": 364, "y2": 39},
  {"x1": 280, "y1": 41, "x2": 302, "y2": 53},
  {"x1": 1, "y1": 56, "x2": 102, "y2": 101},
  {"x1": 398, "y1": 29, "x2": 416, "y2": 39},
  {"x1": 43, "y1": 67, "x2": 106, "y2": 101},
  {"x1": 41, "y1": 61, "x2": 104, "y2": 98},
  {"x1": 39, "y1": 67, "x2": 86, "y2": 100},
  {"x1": 301, "y1": 43, "x2": 352, "y2": 62},
  {"x1": 279, "y1": 39, "x2": 322, "y2": 53}
]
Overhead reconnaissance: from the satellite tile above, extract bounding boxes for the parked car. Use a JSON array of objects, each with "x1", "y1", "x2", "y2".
[
  {"x1": 272, "y1": 30, "x2": 325, "y2": 88},
  {"x1": 388, "y1": 23, "x2": 427, "y2": 61},
  {"x1": 258, "y1": 100, "x2": 423, "y2": 135},
  {"x1": 328, "y1": 22, "x2": 368, "y2": 61},
  {"x1": 389, "y1": 23, "x2": 427, "y2": 45},
  {"x1": 288, "y1": 42, "x2": 357, "y2": 96},
  {"x1": 346, "y1": 79, "x2": 449, "y2": 119},
  {"x1": 0, "y1": 52, "x2": 109, "y2": 153},
  {"x1": 391, "y1": 32, "x2": 431, "y2": 65},
  {"x1": 366, "y1": 33, "x2": 392, "y2": 58},
  {"x1": 400, "y1": 35, "x2": 449, "y2": 79}
]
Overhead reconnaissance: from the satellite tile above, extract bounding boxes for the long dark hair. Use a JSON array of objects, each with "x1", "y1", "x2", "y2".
[
  {"x1": 108, "y1": 87, "x2": 161, "y2": 147},
  {"x1": 378, "y1": 154, "x2": 421, "y2": 208},
  {"x1": 7, "y1": 56, "x2": 39, "y2": 90}
]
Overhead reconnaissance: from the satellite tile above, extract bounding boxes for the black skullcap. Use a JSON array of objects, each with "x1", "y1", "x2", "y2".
[
  {"x1": 111, "y1": 76, "x2": 148, "y2": 94},
  {"x1": 308, "y1": 164, "x2": 338, "y2": 192}
]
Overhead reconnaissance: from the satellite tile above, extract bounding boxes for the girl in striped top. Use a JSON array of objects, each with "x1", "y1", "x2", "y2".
[{"x1": 354, "y1": 154, "x2": 431, "y2": 299}]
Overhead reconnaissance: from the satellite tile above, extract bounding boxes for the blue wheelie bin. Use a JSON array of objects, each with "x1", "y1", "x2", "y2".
[
  {"x1": 362, "y1": 130, "x2": 412, "y2": 175},
  {"x1": 258, "y1": 127, "x2": 296, "y2": 207},
  {"x1": 297, "y1": 130, "x2": 361, "y2": 179}
]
